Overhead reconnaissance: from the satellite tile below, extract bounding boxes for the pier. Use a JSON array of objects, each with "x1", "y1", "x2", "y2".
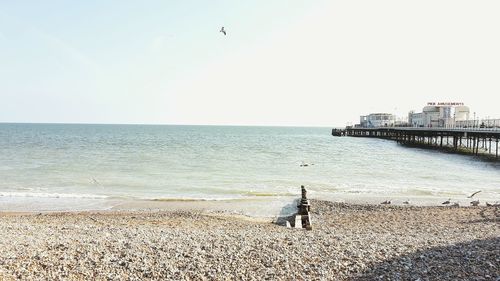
[{"x1": 336, "y1": 127, "x2": 500, "y2": 160}]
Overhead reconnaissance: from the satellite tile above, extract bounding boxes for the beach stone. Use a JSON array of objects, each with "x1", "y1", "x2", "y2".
[{"x1": 0, "y1": 200, "x2": 498, "y2": 280}]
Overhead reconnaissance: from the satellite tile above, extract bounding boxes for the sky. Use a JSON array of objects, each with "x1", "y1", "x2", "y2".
[{"x1": 0, "y1": 0, "x2": 499, "y2": 127}]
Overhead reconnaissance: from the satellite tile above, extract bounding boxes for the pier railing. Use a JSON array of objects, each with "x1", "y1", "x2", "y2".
[{"x1": 389, "y1": 127, "x2": 500, "y2": 132}]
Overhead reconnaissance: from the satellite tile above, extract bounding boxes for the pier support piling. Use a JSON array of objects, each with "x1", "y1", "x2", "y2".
[{"x1": 496, "y1": 139, "x2": 499, "y2": 159}]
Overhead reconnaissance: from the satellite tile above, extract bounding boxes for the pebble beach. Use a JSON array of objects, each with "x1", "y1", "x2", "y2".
[{"x1": 0, "y1": 200, "x2": 498, "y2": 280}]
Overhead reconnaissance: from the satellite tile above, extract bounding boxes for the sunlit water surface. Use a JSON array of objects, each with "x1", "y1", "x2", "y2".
[{"x1": 0, "y1": 124, "x2": 499, "y2": 213}]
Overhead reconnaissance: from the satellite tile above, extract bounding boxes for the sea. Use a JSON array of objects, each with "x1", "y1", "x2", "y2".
[{"x1": 0, "y1": 123, "x2": 499, "y2": 214}]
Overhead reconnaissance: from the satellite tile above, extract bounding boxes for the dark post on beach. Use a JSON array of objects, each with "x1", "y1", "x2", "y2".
[
  {"x1": 298, "y1": 185, "x2": 311, "y2": 215},
  {"x1": 297, "y1": 185, "x2": 313, "y2": 230}
]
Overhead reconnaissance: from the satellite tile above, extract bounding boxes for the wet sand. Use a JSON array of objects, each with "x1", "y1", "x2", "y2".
[{"x1": 0, "y1": 200, "x2": 498, "y2": 280}]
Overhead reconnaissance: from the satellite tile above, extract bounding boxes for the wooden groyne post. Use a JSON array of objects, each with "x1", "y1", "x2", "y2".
[{"x1": 295, "y1": 185, "x2": 312, "y2": 230}]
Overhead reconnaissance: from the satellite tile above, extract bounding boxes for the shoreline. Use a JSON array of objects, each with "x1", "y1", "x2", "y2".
[
  {"x1": 0, "y1": 200, "x2": 498, "y2": 280},
  {"x1": 1, "y1": 193, "x2": 498, "y2": 216}
]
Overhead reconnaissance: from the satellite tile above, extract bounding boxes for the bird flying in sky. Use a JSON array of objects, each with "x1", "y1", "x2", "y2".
[
  {"x1": 220, "y1": 27, "x2": 226, "y2": 35},
  {"x1": 467, "y1": 190, "x2": 481, "y2": 198}
]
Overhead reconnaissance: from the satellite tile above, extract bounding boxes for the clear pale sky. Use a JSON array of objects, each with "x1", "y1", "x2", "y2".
[{"x1": 1, "y1": 1, "x2": 499, "y2": 126}]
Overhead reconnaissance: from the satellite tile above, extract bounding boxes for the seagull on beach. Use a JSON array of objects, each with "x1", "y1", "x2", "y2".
[
  {"x1": 486, "y1": 202, "x2": 500, "y2": 207},
  {"x1": 220, "y1": 27, "x2": 226, "y2": 35},
  {"x1": 470, "y1": 200, "x2": 480, "y2": 206},
  {"x1": 403, "y1": 199, "x2": 410, "y2": 205},
  {"x1": 380, "y1": 200, "x2": 391, "y2": 205},
  {"x1": 467, "y1": 190, "x2": 482, "y2": 198},
  {"x1": 441, "y1": 199, "x2": 451, "y2": 205},
  {"x1": 451, "y1": 202, "x2": 460, "y2": 207}
]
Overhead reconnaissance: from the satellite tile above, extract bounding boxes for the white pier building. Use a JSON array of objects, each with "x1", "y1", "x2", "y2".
[
  {"x1": 408, "y1": 102, "x2": 469, "y2": 128},
  {"x1": 358, "y1": 113, "x2": 396, "y2": 128}
]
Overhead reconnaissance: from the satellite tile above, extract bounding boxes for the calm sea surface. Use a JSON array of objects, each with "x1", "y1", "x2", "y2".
[{"x1": 0, "y1": 123, "x2": 499, "y2": 211}]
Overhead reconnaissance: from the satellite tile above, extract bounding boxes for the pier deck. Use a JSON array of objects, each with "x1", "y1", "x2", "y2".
[{"x1": 338, "y1": 127, "x2": 500, "y2": 160}]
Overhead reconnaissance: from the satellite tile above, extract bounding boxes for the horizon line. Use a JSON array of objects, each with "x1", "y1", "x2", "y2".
[{"x1": 0, "y1": 121, "x2": 340, "y2": 128}]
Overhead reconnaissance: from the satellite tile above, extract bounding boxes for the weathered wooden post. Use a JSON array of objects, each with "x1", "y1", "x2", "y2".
[{"x1": 295, "y1": 185, "x2": 312, "y2": 230}]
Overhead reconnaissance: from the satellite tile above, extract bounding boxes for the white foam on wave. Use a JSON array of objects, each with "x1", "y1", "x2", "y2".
[{"x1": 0, "y1": 191, "x2": 109, "y2": 199}]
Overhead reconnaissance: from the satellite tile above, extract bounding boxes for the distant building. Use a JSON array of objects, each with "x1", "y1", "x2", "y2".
[
  {"x1": 408, "y1": 102, "x2": 470, "y2": 128},
  {"x1": 358, "y1": 113, "x2": 395, "y2": 128}
]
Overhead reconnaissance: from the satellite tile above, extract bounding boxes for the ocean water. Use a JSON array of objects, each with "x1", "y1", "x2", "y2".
[{"x1": 0, "y1": 123, "x2": 499, "y2": 212}]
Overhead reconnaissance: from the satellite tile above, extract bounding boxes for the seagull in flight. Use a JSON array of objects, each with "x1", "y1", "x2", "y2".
[
  {"x1": 220, "y1": 27, "x2": 226, "y2": 35},
  {"x1": 467, "y1": 190, "x2": 481, "y2": 198}
]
